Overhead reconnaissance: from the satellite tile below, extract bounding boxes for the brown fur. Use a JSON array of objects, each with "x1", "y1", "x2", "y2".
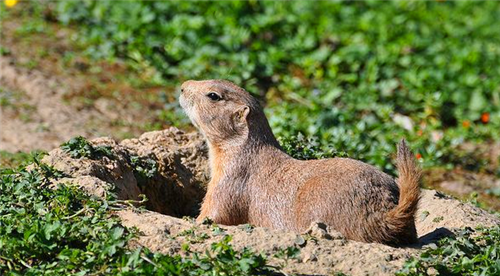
[{"x1": 179, "y1": 79, "x2": 421, "y2": 245}]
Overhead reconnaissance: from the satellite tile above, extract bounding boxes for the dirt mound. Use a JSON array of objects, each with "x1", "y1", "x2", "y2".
[
  {"x1": 41, "y1": 128, "x2": 500, "y2": 275},
  {"x1": 43, "y1": 127, "x2": 209, "y2": 217}
]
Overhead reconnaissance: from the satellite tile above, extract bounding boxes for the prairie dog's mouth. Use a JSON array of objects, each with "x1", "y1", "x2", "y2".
[
  {"x1": 179, "y1": 94, "x2": 200, "y2": 129},
  {"x1": 179, "y1": 94, "x2": 190, "y2": 110}
]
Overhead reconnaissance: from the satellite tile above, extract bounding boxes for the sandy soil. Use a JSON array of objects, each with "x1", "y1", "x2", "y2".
[
  {"x1": 40, "y1": 128, "x2": 500, "y2": 276},
  {"x1": 0, "y1": 56, "x2": 101, "y2": 151}
]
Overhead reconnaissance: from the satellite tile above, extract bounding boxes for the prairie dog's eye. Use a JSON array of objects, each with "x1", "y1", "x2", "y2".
[{"x1": 206, "y1": 92, "x2": 222, "y2": 101}]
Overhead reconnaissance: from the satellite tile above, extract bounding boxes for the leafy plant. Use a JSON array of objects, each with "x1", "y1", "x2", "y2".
[
  {"x1": 397, "y1": 226, "x2": 500, "y2": 276},
  {"x1": 279, "y1": 133, "x2": 348, "y2": 160},
  {"x1": 273, "y1": 246, "x2": 301, "y2": 270},
  {"x1": 130, "y1": 155, "x2": 157, "y2": 179},
  {"x1": 176, "y1": 227, "x2": 209, "y2": 244},
  {"x1": 60, "y1": 136, "x2": 113, "y2": 159},
  {"x1": 190, "y1": 235, "x2": 270, "y2": 275}
]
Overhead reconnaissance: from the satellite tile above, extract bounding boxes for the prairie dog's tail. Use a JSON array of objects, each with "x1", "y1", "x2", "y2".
[{"x1": 385, "y1": 139, "x2": 422, "y2": 244}]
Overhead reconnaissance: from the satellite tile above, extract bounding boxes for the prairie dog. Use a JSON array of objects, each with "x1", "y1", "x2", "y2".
[{"x1": 179, "y1": 79, "x2": 421, "y2": 245}]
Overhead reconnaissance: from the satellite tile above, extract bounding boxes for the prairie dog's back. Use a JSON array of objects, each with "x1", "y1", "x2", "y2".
[{"x1": 247, "y1": 157, "x2": 400, "y2": 231}]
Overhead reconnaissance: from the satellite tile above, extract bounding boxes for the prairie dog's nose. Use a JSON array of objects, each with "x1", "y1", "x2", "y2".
[{"x1": 181, "y1": 80, "x2": 197, "y2": 94}]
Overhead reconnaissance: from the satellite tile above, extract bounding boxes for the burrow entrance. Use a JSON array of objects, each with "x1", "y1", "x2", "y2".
[{"x1": 43, "y1": 128, "x2": 210, "y2": 218}]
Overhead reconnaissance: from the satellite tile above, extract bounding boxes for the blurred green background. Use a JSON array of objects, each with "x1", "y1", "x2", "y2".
[{"x1": 1, "y1": 0, "x2": 499, "y2": 207}]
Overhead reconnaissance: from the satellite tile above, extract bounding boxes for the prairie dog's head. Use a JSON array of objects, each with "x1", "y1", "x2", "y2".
[{"x1": 180, "y1": 80, "x2": 261, "y2": 145}]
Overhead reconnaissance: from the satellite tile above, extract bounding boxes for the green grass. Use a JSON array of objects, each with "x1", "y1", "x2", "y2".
[{"x1": 397, "y1": 227, "x2": 500, "y2": 275}]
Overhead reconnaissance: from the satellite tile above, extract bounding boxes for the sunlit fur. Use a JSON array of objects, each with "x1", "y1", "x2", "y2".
[{"x1": 180, "y1": 79, "x2": 421, "y2": 246}]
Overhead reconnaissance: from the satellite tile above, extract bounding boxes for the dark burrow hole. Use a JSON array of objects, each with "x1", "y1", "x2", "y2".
[{"x1": 125, "y1": 153, "x2": 209, "y2": 218}]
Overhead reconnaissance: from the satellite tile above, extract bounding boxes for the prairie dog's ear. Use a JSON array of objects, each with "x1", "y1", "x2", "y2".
[{"x1": 233, "y1": 105, "x2": 250, "y2": 127}]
